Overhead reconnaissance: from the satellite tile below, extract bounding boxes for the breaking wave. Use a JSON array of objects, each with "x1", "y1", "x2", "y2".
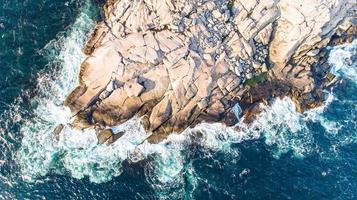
[
  {"x1": 329, "y1": 40, "x2": 357, "y2": 83},
  {"x1": 17, "y1": 0, "x2": 100, "y2": 181},
  {"x1": 9, "y1": 0, "x2": 357, "y2": 195}
]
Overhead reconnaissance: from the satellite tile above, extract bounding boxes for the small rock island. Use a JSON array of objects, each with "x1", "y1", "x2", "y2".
[{"x1": 63, "y1": 0, "x2": 356, "y2": 143}]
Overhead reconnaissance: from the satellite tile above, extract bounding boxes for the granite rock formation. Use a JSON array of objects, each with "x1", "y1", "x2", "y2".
[{"x1": 64, "y1": 0, "x2": 356, "y2": 143}]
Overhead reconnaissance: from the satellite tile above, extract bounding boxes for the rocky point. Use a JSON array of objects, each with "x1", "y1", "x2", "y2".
[{"x1": 61, "y1": 0, "x2": 356, "y2": 143}]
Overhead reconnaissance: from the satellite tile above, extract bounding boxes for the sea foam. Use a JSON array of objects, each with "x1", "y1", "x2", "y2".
[{"x1": 329, "y1": 40, "x2": 357, "y2": 83}]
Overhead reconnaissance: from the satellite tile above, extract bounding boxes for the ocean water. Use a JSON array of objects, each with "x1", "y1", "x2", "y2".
[{"x1": 0, "y1": 1, "x2": 356, "y2": 199}]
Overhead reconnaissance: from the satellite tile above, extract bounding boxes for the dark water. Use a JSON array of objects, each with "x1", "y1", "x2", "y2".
[{"x1": 0, "y1": 0, "x2": 356, "y2": 199}]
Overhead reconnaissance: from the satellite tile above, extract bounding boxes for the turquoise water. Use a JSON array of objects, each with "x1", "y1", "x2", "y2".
[{"x1": 0, "y1": 1, "x2": 356, "y2": 199}]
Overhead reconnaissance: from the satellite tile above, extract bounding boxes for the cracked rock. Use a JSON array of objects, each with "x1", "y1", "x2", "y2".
[{"x1": 65, "y1": 0, "x2": 356, "y2": 143}]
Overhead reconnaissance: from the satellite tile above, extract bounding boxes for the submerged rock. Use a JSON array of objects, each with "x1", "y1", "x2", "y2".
[
  {"x1": 97, "y1": 129, "x2": 113, "y2": 144},
  {"x1": 107, "y1": 131, "x2": 125, "y2": 145},
  {"x1": 97, "y1": 128, "x2": 125, "y2": 145},
  {"x1": 53, "y1": 124, "x2": 64, "y2": 141},
  {"x1": 65, "y1": 0, "x2": 356, "y2": 143}
]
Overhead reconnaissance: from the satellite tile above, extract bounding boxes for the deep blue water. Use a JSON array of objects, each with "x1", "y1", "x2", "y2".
[{"x1": 0, "y1": 1, "x2": 356, "y2": 199}]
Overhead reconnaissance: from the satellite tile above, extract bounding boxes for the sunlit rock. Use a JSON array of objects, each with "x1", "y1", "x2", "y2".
[{"x1": 65, "y1": 0, "x2": 356, "y2": 143}]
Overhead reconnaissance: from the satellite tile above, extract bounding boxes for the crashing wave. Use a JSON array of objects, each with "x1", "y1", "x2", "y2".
[
  {"x1": 329, "y1": 40, "x2": 357, "y2": 83},
  {"x1": 17, "y1": 0, "x2": 99, "y2": 181}
]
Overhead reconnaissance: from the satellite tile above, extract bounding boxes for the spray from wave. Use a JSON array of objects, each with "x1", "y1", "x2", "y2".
[
  {"x1": 12, "y1": 0, "x2": 357, "y2": 193},
  {"x1": 17, "y1": 0, "x2": 99, "y2": 181}
]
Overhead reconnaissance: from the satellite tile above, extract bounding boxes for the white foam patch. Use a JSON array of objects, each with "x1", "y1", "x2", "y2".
[
  {"x1": 247, "y1": 97, "x2": 314, "y2": 158},
  {"x1": 329, "y1": 40, "x2": 357, "y2": 83},
  {"x1": 56, "y1": 119, "x2": 148, "y2": 182}
]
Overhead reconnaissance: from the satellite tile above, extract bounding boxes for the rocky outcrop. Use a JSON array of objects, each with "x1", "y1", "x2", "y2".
[{"x1": 65, "y1": 0, "x2": 356, "y2": 143}]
